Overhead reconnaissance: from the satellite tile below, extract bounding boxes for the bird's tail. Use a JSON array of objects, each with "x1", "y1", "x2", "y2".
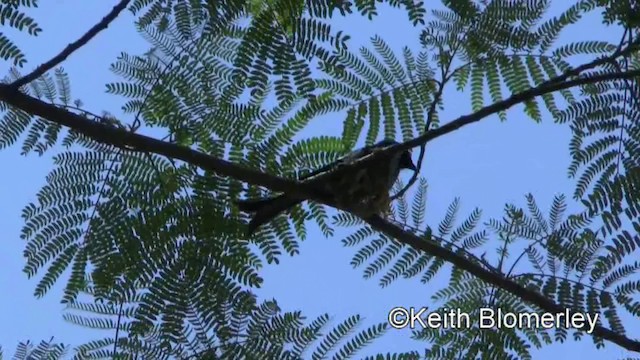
[{"x1": 236, "y1": 195, "x2": 302, "y2": 235}]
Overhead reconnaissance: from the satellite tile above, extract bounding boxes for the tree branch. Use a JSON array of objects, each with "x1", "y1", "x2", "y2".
[
  {"x1": 344, "y1": 67, "x2": 640, "y2": 182},
  {"x1": 10, "y1": 0, "x2": 131, "y2": 89},
  {"x1": 366, "y1": 216, "x2": 640, "y2": 352},
  {"x1": 373, "y1": 40, "x2": 640, "y2": 161},
  {"x1": 0, "y1": 85, "x2": 297, "y2": 188},
  {"x1": 0, "y1": 84, "x2": 349, "y2": 213}
]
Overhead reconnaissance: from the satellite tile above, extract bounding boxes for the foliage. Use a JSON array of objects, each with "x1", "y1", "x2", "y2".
[
  {"x1": 0, "y1": 0, "x2": 40, "y2": 67},
  {"x1": 1, "y1": 0, "x2": 640, "y2": 359}
]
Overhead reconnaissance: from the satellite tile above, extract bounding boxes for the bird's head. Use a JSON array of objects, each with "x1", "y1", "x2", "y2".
[
  {"x1": 399, "y1": 149, "x2": 417, "y2": 171},
  {"x1": 376, "y1": 139, "x2": 417, "y2": 172}
]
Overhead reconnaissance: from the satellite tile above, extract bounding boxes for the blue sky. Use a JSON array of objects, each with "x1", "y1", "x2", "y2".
[{"x1": 0, "y1": 1, "x2": 636, "y2": 358}]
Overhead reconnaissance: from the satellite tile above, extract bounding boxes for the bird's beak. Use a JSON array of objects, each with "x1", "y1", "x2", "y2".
[{"x1": 409, "y1": 161, "x2": 417, "y2": 171}]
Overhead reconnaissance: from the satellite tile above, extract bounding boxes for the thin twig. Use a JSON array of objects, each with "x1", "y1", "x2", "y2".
[
  {"x1": 391, "y1": 74, "x2": 447, "y2": 201},
  {"x1": 10, "y1": 0, "x2": 131, "y2": 89},
  {"x1": 112, "y1": 301, "x2": 124, "y2": 357},
  {"x1": 392, "y1": 21, "x2": 479, "y2": 202}
]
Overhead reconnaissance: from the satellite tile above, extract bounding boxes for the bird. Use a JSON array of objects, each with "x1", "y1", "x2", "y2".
[{"x1": 236, "y1": 139, "x2": 417, "y2": 235}]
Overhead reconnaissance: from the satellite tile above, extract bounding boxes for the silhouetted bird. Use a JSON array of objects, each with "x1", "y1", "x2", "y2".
[{"x1": 236, "y1": 139, "x2": 417, "y2": 234}]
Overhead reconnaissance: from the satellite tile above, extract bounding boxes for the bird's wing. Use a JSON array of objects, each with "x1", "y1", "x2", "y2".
[
  {"x1": 295, "y1": 139, "x2": 399, "y2": 183},
  {"x1": 297, "y1": 161, "x2": 339, "y2": 181},
  {"x1": 297, "y1": 143, "x2": 380, "y2": 181}
]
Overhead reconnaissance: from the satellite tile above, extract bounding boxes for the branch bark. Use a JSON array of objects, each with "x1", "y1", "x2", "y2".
[
  {"x1": 0, "y1": 84, "x2": 310, "y2": 194},
  {"x1": 0, "y1": 84, "x2": 352, "y2": 213}
]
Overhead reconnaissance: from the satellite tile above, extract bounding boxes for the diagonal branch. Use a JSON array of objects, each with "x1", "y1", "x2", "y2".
[
  {"x1": 0, "y1": 84, "x2": 351, "y2": 213},
  {"x1": 409, "y1": 70, "x2": 640, "y2": 147},
  {"x1": 0, "y1": 84, "x2": 307, "y2": 194},
  {"x1": 367, "y1": 216, "x2": 640, "y2": 352},
  {"x1": 349, "y1": 67, "x2": 640, "y2": 177},
  {"x1": 10, "y1": 0, "x2": 131, "y2": 89},
  {"x1": 370, "y1": 39, "x2": 640, "y2": 162}
]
